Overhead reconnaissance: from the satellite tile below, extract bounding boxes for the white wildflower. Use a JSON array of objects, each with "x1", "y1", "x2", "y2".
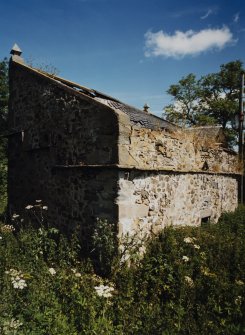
[
  {"x1": 184, "y1": 237, "x2": 194, "y2": 244},
  {"x1": 25, "y1": 205, "x2": 33, "y2": 210},
  {"x1": 42, "y1": 206, "x2": 48, "y2": 210},
  {"x1": 0, "y1": 235, "x2": 2, "y2": 240},
  {"x1": 5, "y1": 268, "x2": 27, "y2": 289},
  {"x1": 48, "y1": 267, "x2": 56, "y2": 275},
  {"x1": 3, "y1": 318, "x2": 23, "y2": 332},
  {"x1": 12, "y1": 213, "x2": 20, "y2": 219},
  {"x1": 75, "y1": 272, "x2": 82, "y2": 277},
  {"x1": 13, "y1": 279, "x2": 27, "y2": 290},
  {"x1": 184, "y1": 276, "x2": 194, "y2": 287},
  {"x1": 1, "y1": 225, "x2": 15, "y2": 233},
  {"x1": 184, "y1": 237, "x2": 197, "y2": 244},
  {"x1": 94, "y1": 284, "x2": 114, "y2": 298},
  {"x1": 182, "y1": 256, "x2": 189, "y2": 262},
  {"x1": 36, "y1": 200, "x2": 42, "y2": 203},
  {"x1": 193, "y1": 244, "x2": 200, "y2": 250}
]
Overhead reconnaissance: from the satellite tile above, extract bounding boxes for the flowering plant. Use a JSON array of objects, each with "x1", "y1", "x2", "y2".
[
  {"x1": 5, "y1": 268, "x2": 28, "y2": 290},
  {"x1": 94, "y1": 284, "x2": 114, "y2": 298}
]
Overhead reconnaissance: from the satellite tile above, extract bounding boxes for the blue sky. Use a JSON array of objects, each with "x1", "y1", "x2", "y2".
[{"x1": 1, "y1": 0, "x2": 245, "y2": 116}]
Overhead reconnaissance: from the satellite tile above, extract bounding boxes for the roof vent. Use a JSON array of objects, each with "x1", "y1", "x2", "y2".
[{"x1": 143, "y1": 103, "x2": 150, "y2": 113}]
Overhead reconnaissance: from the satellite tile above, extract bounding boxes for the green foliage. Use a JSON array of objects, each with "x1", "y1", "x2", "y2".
[
  {"x1": 91, "y1": 218, "x2": 118, "y2": 275},
  {"x1": 0, "y1": 207, "x2": 245, "y2": 334},
  {"x1": 0, "y1": 58, "x2": 8, "y2": 133},
  {"x1": 0, "y1": 137, "x2": 7, "y2": 213},
  {"x1": 164, "y1": 60, "x2": 244, "y2": 147},
  {"x1": 122, "y1": 208, "x2": 245, "y2": 335},
  {"x1": 0, "y1": 58, "x2": 9, "y2": 212},
  {"x1": 165, "y1": 73, "x2": 204, "y2": 127}
]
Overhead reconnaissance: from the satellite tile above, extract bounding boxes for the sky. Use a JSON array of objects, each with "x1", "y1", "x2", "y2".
[{"x1": 1, "y1": 0, "x2": 245, "y2": 116}]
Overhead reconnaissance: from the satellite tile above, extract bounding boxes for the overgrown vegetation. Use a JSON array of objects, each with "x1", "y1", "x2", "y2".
[
  {"x1": 0, "y1": 58, "x2": 8, "y2": 212},
  {"x1": 0, "y1": 206, "x2": 244, "y2": 334}
]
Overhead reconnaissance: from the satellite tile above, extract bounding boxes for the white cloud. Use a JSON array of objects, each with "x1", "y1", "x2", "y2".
[
  {"x1": 201, "y1": 9, "x2": 213, "y2": 20},
  {"x1": 233, "y1": 12, "x2": 240, "y2": 23},
  {"x1": 144, "y1": 26, "x2": 235, "y2": 59}
]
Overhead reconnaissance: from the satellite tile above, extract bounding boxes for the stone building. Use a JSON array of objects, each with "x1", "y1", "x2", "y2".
[{"x1": 8, "y1": 45, "x2": 240, "y2": 249}]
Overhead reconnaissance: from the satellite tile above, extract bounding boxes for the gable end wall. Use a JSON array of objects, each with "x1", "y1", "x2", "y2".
[{"x1": 8, "y1": 61, "x2": 119, "y2": 246}]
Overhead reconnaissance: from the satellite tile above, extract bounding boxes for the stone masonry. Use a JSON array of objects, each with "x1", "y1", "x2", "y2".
[
  {"x1": 117, "y1": 172, "x2": 237, "y2": 236},
  {"x1": 8, "y1": 46, "x2": 241, "y2": 250}
]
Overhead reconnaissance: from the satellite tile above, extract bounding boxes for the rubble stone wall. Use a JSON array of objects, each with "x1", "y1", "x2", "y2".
[
  {"x1": 8, "y1": 62, "x2": 118, "y2": 168},
  {"x1": 49, "y1": 168, "x2": 118, "y2": 249},
  {"x1": 8, "y1": 62, "x2": 119, "y2": 237},
  {"x1": 118, "y1": 115, "x2": 238, "y2": 174},
  {"x1": 117, "y1": 170, "x2": 238, "y2": 236}
]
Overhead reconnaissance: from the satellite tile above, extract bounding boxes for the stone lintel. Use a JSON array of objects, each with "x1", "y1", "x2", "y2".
[{"x1": 200, "y1": 209, "x2": 212, "y2": 218}]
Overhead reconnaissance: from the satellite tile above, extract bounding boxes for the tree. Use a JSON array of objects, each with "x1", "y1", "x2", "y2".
[
  {"x1": 0, "y1": 58, "x2": 8, "y2": 212},
  {"x1": 163, "y1": 60, "x2": 244, "y2": 146},
  {"x1": 164, "y1": 73, "x2": 215, "y2": 127},
  {"x1": 0, "y1": 58, "x2": 8, "y2": 133},
  {"x1": 165, "y1": 74, "x2": 203, "y2": 126},
  {"x1": 199, "y1": 61, "x2": 242, "y2": 128}
]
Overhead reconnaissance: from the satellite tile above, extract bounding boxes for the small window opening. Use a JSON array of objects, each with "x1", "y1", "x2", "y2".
[
  {"x1": 124, "y1": 172, "x2": 130, "y2": 180},
  {"x1": 201, "y1": 216, "x2": 210, "y2": 225}
]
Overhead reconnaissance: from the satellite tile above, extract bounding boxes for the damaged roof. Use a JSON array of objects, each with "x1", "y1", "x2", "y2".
[
  {"x1": 94, "y1": 97, "x2": 178, "y2": 131},
  {"x1": 10, "y1": 44, "x2": 178, "y2": 132},
  {"x1": 45, "y1": 71, "x2": 179, "y2": 131},
  {"x1": 12, "y1": 57, "x2": 178, "y2": 132}
]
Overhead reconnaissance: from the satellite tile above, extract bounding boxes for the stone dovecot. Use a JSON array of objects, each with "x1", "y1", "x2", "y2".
[{"x1": 8, "y1": 46, "x2": 241, "y2": 251}]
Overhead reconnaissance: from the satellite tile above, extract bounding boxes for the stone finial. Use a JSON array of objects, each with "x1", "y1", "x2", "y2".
[
  {"x1": 143, "y1": 103, "x2": 150, "y2": 113},
  {"x1": 10, "y1": 43, "x2": 24, "y2": 63},
  {"x1": 10, "y1": 43, "x2": 22, "y2": 56}
]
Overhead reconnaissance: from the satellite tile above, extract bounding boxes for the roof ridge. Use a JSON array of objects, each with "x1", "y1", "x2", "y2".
[{"x1": 12, "y1": 58, "x2": 178, "y2": 131}]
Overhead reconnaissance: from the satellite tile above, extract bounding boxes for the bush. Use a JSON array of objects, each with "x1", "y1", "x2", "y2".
[{"x1": 0, "y1": 206, "x2": 244, "y2": 334}]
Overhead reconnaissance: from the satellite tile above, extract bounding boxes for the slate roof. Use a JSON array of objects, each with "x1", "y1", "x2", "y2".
[
  {"x1": 13, "y1": 57, "x2": 179, "y2": 132},
  {"x1": 94, "y1": 97, "x2": 178, "y2": 131},
  {"x1": 44, "y1": 71, "x2": 179, "y2": 132}
]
